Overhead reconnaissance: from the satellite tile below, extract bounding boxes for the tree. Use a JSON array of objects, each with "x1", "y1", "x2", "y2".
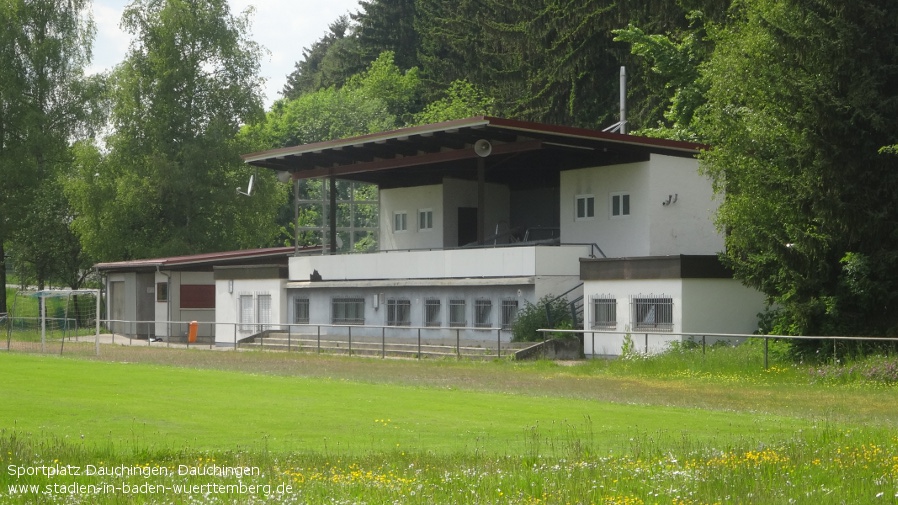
[
  {"x1": 351, "y1": 0, "x2": 419, "y2": 71},
  {"x1": 698, "y1": 0, "x2": 898, "y2": 340},
  {"x1": 69, "y1": 0, "x2": 282, "y2": 261},
  {"x1": 0, "y1": 0, "x2": 96, "y2": 311},
  {"x1": 281, "y1": 16, "x2": 359, "y2": 100},
  {"x1": 413, "y1": 80, "x2": 495, "y2": 125},
  {"x1": 244, "y1": 52, "x2": 421, "y2": 252}
]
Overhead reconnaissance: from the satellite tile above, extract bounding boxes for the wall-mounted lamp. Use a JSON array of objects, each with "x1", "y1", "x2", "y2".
[
  {"x1": 662, "y1": 194, "x2": 678, "y2": 206},
  {"x1": 227, "y1": 279, "x2": 233, "y2": 294}
]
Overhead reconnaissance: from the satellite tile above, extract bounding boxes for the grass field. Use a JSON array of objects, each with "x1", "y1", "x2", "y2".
[{"x1": 1, "y1": 343, "x2": 897, "y2": 504}]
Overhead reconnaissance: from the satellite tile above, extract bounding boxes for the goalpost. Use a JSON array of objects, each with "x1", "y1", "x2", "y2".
[{"x1": 5, "y1": 289, "x2": 101, "y2": 355}]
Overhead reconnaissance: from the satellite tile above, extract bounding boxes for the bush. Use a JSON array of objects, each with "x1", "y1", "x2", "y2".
[{"x1": 512, "y1": 295, "x2": 575, "y2": 343}]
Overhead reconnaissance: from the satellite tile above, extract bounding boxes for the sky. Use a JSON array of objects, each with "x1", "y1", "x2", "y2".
[{"x1": 90, "y1": 0, "x2": 362, "y2": 108}]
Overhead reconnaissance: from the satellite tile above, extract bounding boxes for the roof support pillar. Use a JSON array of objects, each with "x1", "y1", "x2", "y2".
[
  {"x1": 328, "y1": 175, "x2": 337, "y2": 255},
  {"x1": 477, "y1": 157, "x2": 485, "y2": 245}
]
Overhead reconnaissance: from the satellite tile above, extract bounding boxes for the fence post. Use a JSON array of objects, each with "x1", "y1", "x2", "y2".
[
  {"x1": 645, "y1": 333, "x2": 649, "y2": 354},
  {"x1": 382, "y1": 327, "x2": 385, "y2": 359},
  {"x1": 764, "y1": 337, "x2": 769, "y2": 370},
  {"x1": 456, "y1": 329, "x2": 461, "y2": 359},
  {"x1": 348, "y1": 326, "x2": 352, "y2": 357},
  {"x1": 317, "y1": 325, "x2": 321, "y2": 354},
  {"x1": 591, "y1": 331, "x2": 595, "y2": 359},
  {"x1": 288, "y1": 325, "x2": 292, "y2": 352},
  {"x1": 497, "y1": 329, "x2": 501, "y2": 358},
  {"x1": 702, "y1": 335, "x2": 706, "y2": 356},
  {"x1": 417, "y1": 328, "x2": 421, "y2": 360},
  {"x1": 833, "y1": 338, "x2": 837, "y2": 364}
]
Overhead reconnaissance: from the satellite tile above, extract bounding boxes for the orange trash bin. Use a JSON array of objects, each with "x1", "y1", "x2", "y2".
[{"x1": 188, "y1": 321, "x2": 198, "y2": 343}]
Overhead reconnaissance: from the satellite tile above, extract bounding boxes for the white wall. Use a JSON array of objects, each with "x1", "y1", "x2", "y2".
[
  {"x1": 288, "y1": 245, "x2": 590, "y2": 282},
  {"x1": 559, "y1": 155, "x2": 722, "y2": 258},
  {"x1": 442, "y1": 178, "x2": 511, "y2": 248},
  {"x1": 646, "y1": 154, "x2": 723, "y2": 256},
  {"x1": 215, "y1": 277, "x2": 286, "y2": 346},
  {"x1": 582, "y1": 277, "x2": 765, "y2": 356},
  {"x1": 380, "y1": 184, "x2": 444, "y2": 250},
  {"x1": 680, "y1": 279, "x2": 764, "y2": 335},
  {"x1": 560, "y1": 161, "x2": 651, "y2": 257}
]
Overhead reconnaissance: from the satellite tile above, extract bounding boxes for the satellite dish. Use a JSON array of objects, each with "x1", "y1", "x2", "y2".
[
  {"x1": 474, "y1": 139, "x2": 492, "y2": 158},
  {"x1": 236, "y1": 174, "x2": 255, "y2": 196},
  {"x1": 277, "y1": 171, "x2": 292, "y2": 184}
]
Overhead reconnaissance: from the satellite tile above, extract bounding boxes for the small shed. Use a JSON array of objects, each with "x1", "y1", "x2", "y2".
[{"x1": 94, "y1": 247, "x2": 314, "y2": 342}]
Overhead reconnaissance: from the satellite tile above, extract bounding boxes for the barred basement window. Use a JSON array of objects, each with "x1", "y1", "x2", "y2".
[
  {"x1": 332, "y1": 297, "x2": 365, "y2": 325},
  {"x1": 293, "y1": 298, "x2": 310, "y2": 324},
  {"x1": 424, "y1": 299, "x2": 441, "y2": 327},
  {"x1": 501, "y1": 300, "x2": 518, "y2": 329},
  {"x1": 591, "y1": 295, "x2": 616, "y2": 329},
  {"x1": 449, "y1": 299, "x2": 466, "y2": 327},
  {"x1": 631, "y1": 295, "x2": 673, "y2": 332},
  {"x1": 387, "y1": 299, "x2": 411, "y2": 326},
  {"x1": 474, "y1": 299, "x2": 492, "y2": 328}
]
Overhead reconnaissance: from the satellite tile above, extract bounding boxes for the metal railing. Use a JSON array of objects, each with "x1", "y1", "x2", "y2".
[{"x1": 539, "y1": 328, "x2": 898, "y2": 369}]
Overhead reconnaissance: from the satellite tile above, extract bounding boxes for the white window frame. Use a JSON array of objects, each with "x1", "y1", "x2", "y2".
[
  {"x1": 575, "y1": 194, "x2": 595, "y2": 221},
  {"x1": 418, "y1": 208, "x2": 433, "y2": 231},
  {"x1": 393, "y1": 211, "x2": 408, "y2": 233},
  {"x1": 610, "y1": 192, "x2": 630, "y2": 218}
]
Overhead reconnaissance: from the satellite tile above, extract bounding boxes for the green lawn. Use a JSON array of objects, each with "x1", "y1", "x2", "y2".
[
  {"x1": 1, "y1": 349, "x2": 896, "y2": 504},
  {"x1": 0, "y1": 353, "x2": 817, "y2": 455}
]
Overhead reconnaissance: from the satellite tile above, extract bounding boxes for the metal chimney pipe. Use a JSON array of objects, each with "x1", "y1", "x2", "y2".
[{"x1": 620, "y1": 66, "x2": 627, "y2": 135}]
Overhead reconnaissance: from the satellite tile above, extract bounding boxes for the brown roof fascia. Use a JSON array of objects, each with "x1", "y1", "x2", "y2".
[{"x1": 241, "y1": 116, "x2": 707, "y2": 170}]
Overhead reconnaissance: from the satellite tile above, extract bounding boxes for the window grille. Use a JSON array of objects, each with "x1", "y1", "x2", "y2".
[
  {"x1": 474, "y1": 299, "x2": 492, "y2": 328},
  {"x1": 332, "y1": 298, "x2": 365, "y2": 325},
  {"x1": 387, "y1": 299, "x2": 411, "y2": 326},
  {"x1": 424, "y1": 299, "x2": 441, "y2": 327},
  {"x1": 238, "y1": 294, "x2": 254, "y2": 332},
  {"x1": 449, "y1": 299, "x2": 466, "y2": 327},
  {"x1": 591, "y1": 295, "x2": 617, "y2": 329},
  {"x1": 630, "y1": 295, "x2": 673, "y2": 332},
  {"x1": 256, "y1": 294, "x2": 272, "y2": 331},
  {"x1": 501, "y1": 300, "x2": 518, "y2": 329},
  {"x1": 294, "y1": 298, "x2": 310, "y2": 324}
]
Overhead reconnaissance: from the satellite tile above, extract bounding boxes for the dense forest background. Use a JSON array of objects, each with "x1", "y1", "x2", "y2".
[{"x1": 2, "y1": 0, "x2": 897, "y2": 339}]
